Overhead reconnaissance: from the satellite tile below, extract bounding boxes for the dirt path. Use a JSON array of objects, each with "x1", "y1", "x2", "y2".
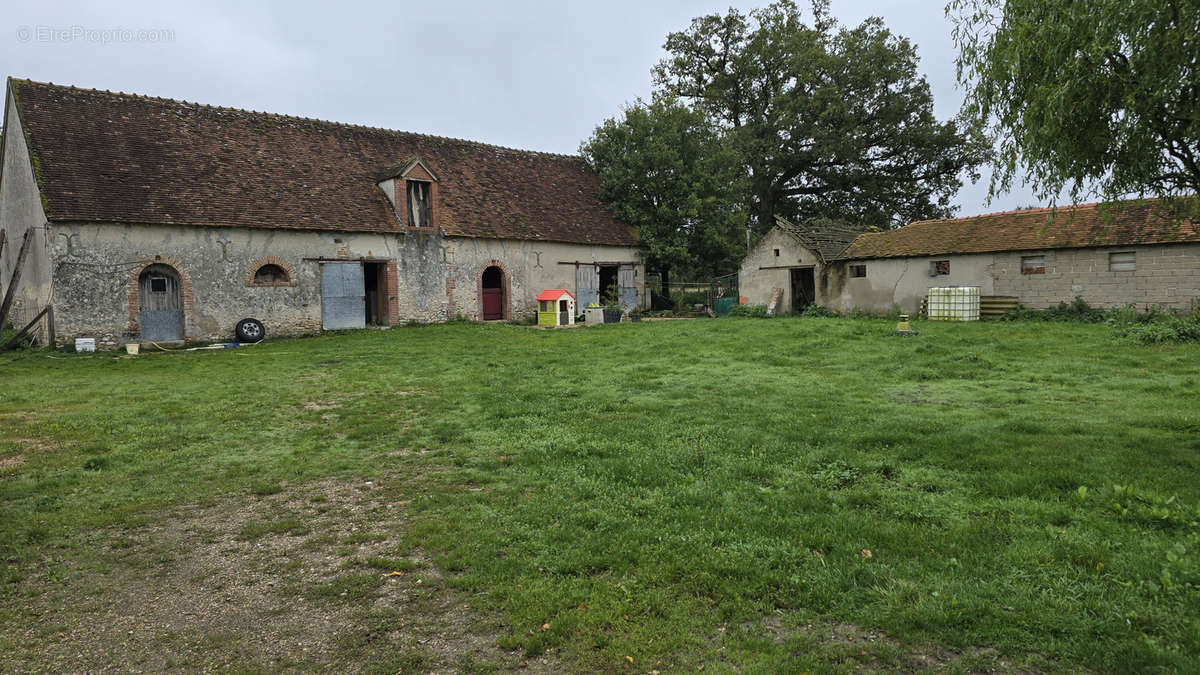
[{"x1": 3, "y1": 476, "x2": 555, "y2": 673}]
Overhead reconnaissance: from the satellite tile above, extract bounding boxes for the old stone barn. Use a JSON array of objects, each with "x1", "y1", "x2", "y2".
[
  {"x1": 740, "y1": 202, "x2": 1200, "y2": 315},
  {"x1": 0, "y1": 79, "x2": 642, "y2": 348}
]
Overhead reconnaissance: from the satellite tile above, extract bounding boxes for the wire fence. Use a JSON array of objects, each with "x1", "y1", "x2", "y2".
[{"x1": 643, "y1": 273, "x2": 740, "y2": 314}]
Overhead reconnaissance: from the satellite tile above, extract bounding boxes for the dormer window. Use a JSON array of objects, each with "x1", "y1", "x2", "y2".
[
  {"x1": 377, "y1": 157, "x2": 439, "y2": 231},
  {"x1": 408, "y1": 180, "x2": 432, "y2": 229}
]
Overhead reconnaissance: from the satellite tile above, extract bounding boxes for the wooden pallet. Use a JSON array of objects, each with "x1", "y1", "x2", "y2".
[{"x1": 980, "y1": 295, "x2": 1019, "y2": 318}]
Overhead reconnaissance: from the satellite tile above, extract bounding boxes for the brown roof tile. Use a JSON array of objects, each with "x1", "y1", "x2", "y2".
[
  {"x1": 10, "y1": 79, "x2": 635, "y2": 246},
  {"x1": 843, "y1": 200, "x2": 1200, "y2": 260}
]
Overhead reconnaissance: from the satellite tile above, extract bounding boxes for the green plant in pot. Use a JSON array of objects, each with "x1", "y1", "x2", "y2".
[
  {"x1": 629, "y1": 305, "x2": 646, "y2": 322},
  {"x1": 601, "y1": 291, "x2": 623, "y2": 324}
]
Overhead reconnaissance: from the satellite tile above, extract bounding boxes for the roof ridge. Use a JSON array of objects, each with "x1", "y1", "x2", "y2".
[
  {"x1": 905, "y1": 202, "x2": 1109, "y2": 227},
  {"x1": 10, "y1": 77, "x2": 582, "y2": 161}
]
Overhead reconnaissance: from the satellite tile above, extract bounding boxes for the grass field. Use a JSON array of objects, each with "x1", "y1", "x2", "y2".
[{"x1": 2, "y1": 317, "x2": 1199, "y2": 672}]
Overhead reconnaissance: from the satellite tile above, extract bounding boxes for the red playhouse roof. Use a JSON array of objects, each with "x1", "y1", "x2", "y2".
[{"x1": 536, "y1": 289, "x2": 575, "y2": 302}]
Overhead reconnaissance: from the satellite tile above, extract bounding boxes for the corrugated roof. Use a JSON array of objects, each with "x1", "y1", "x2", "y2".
[
  {"x1": 9, "y1": 79, "x2": 636, "y2": 246},
  {"x1": 843, "y1": 200, "x2": 1199, "y2": 259}
]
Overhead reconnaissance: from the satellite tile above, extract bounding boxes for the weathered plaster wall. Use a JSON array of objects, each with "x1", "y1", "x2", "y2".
[
  {"x1": 51, "y1": 223, "x2": 333, "y2": 346},
  {"x1": 827, "y1": 254, "x2": 996, "y2": 314},
  {"x1": 445, "y1": 237, "x2": 642, "y2": 321},
  {"x1": 737, "y1": 228, "x2": 838, "y2": 313},
  {"x1": 0, "y1": 88, "x2": 54, "y2": 341},
  {"x1": 49, "y1": 221, "x2": 642, "y2": 347}
]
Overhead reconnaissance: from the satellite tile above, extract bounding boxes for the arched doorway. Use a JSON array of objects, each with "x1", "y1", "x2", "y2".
[
  {"x1": 138, "y1": 263, "x2": 183, "y2": 341},
  {"x1": 480, "y1": 265, "x2": 505, "y2": 320}
]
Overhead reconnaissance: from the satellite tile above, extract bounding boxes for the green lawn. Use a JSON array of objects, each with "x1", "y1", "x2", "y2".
[{"x1": 2, "y1": 318, "x2": 1199, "y2": 672}]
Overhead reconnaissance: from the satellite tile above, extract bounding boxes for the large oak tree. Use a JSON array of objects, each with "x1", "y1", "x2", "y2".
[{"x1": 652, "y1": 0, "x2": 990, "y2": 233}]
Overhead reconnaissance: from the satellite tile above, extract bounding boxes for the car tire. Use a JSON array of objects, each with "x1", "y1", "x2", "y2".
[{"x1": 235, "y1": 318, "x2": 265, "y2": 343}]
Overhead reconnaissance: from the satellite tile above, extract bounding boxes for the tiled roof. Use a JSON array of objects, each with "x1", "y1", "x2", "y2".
[
  {"x1": 9, "y1": 79, "x2": 635, "y2": 246},
  {"x1": 535, "y1": 289, "x2": 575, "y2": 301},
  {"x1": 843, "y1": 200, "x2": 1199, "y2": 260},
  {"x1": 775, "y1": 216, "x2": 865, "y2": 263}
]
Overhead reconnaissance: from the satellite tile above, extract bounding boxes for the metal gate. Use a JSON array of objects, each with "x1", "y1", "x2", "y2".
[
  {"x1": 321, "y1": 262, "x2": 366, "y2": 330},
  {"x1": 138, "y1": 263, "x2": 183, "y2": 341},
  {"x1": 711, "y1": 273, "x2": 739, "y2": 317}
]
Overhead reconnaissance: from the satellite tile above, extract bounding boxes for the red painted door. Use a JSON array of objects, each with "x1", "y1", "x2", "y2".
[{"x1": 482, "y1": 288, "x2": 503, "y2": 320}]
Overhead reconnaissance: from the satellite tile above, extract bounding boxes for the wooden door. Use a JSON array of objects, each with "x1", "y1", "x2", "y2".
[
  {"x1": 138, "y1": 263, "x2": 183, "y2": 342},
  {"x1": 618, "y1": 264, "x2": 637, "y2": 310},
  {"x1": 575, "y1": 264, "x2": 598, "y2": 308},
  {"x1": 481, "y1": 288, "x2": 503, "y2": 320}
]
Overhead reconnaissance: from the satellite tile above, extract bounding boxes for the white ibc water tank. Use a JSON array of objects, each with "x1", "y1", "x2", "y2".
[{"x1": 927, "y1": 286, "x2": 980, "y2": 321}]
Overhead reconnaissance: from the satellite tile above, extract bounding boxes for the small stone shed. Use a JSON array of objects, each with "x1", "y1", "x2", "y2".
[
  {"x1": 0, "y1": 78, "x2": 643, "y2": 348},
  {"x1": 739, "y1": 202, "x2": 1200, "y2": 315},
  {"x1": 736, "y1": 217, "x2": 864, "y2": 314}
]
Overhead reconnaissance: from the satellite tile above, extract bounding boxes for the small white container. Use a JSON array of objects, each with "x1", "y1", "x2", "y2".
[
  {"x1": 75, "y1": 338, "x2": 96, "y2": 353},
  {"x1": 124, "y1": 343, "x2": 140, "y2": 355}
]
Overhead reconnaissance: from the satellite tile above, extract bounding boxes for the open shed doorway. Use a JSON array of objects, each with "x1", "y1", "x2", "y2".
[
  {"x1": 363, "y1": 262, "x2": 387, "y2": 326},
  {"x1": 791, "y1": 267, "x2": 815, "y2": 313},
  {"x1": 598, "y1": 265, "x2": 618, "y2": 304}
]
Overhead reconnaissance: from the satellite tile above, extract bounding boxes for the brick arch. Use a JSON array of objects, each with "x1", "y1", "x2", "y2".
[
  {"x1": 126, "y1": 254, "x2": 194, "y2": 338},
  {"x1": 476, "y1": 259, "x2": 512, "y2": 321},
  {"x1": 246, "y1": 256, "x2": 298, "y2": 287}
]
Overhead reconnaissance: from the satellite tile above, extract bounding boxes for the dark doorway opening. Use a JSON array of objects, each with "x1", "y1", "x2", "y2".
[
  {"x1": 481, "y1": 265, "x2": 504, "y2": 320},
  {"x1": 363, "y1": 262, "x2": 387, "y2": 325},
  {"x1": 598, "y1": 265, "x2": 618, "y2": 304},
  {"x1": 791, "y1": 267, "x2": 815, "y2": 313}
]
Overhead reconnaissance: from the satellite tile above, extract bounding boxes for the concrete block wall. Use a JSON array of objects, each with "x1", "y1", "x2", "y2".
[{"x1": 991, "y1": 243, "x2": 1200, "y2": 310}]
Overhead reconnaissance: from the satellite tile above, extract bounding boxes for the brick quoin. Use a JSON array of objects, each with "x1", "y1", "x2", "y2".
[
  {"x1": 126, "y1": 254, "x2": 194, "y2": 340},
  {"x1": 385, "y1": 261, "x2": 400, "y2": 326}
]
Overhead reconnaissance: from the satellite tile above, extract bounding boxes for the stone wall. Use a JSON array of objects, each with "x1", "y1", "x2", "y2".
[
  {"x1": 0, "y1": 88, "x2": 54, "y2": 343},
  {"x1": 445, "y1": 237, "x2": 642, "y2": 321},
  {"x1": 738, "y1": 228, "x2": 839, "y2": 313},
  {"x1": 47, "y1": 221, "x2": 642, "y2": 347}
]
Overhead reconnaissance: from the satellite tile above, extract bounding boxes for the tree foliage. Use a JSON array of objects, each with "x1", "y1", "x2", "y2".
[
  {"x1": 653, "y1": 0, "x2": 989, "y2": 231},
  {"x1": 580, "y1": 98, "x2": 747, "y2": 279},
  {"x1": 949, "y1": 0, "x2": 1200, "y2": 206}
]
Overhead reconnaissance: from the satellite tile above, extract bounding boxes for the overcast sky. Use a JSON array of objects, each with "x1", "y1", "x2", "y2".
[{"x1": 2, "y1": 0, "x2": 1042, "y2": 218}]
